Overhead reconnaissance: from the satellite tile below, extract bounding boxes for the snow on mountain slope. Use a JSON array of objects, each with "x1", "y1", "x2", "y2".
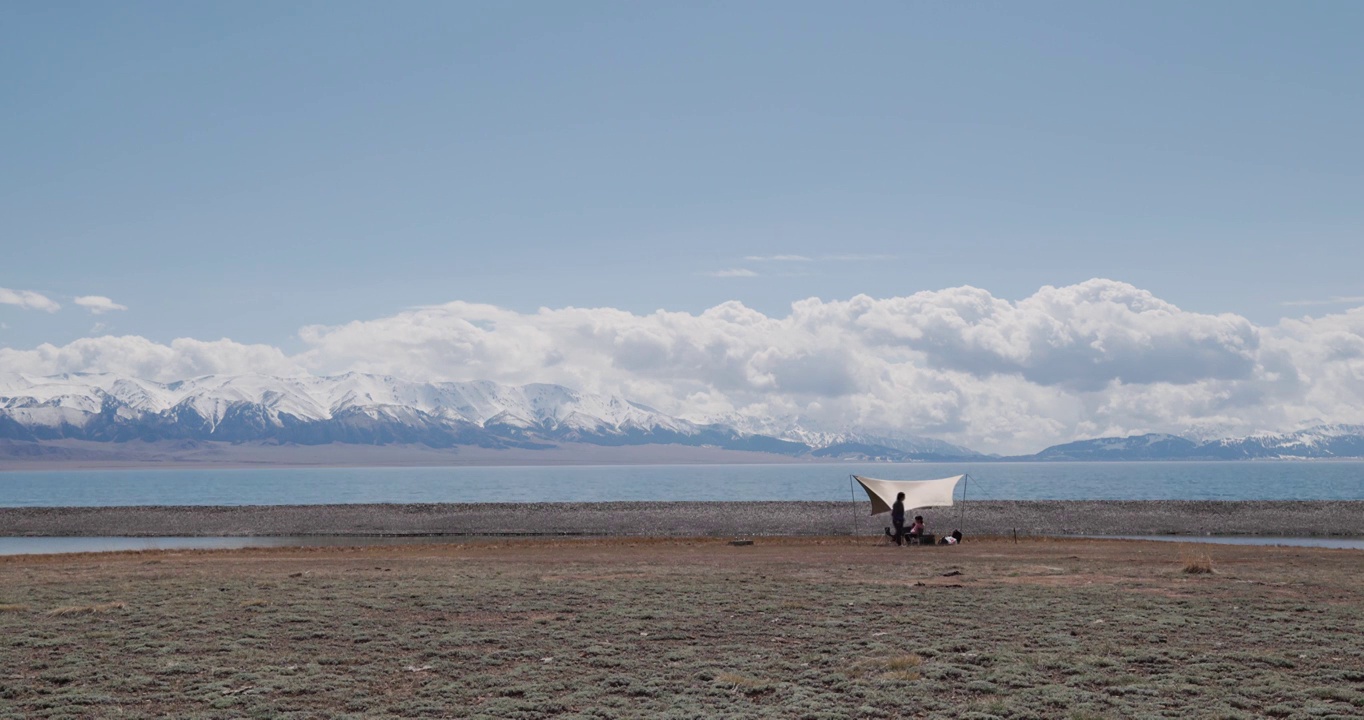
[
  {"x1": 1029, "y1": 433, "x2": 1199, "y2": 460},
  {"x1": 1208, "y1": 424, "x2": 1364, "y2": 458},
  {"x1": 1026, "y1": 425, "x2": 1364, "y2": 460},
  {"x1": 0, "y1": 373, "x2": 705, "y2": 443},
  {"x1": 1257, "y1": 424, "x2": 1364, "y2": 448},
  {"x1": 0, "y1": 374, "x2": 115, "y2": 425},
  {"x1": 712, "y1": 412, "x2": 983, "y2": 458},
  {"x1": 10, "y1": 373, "x2": 1364, "y2": 459},
  {"x1": 302, "y1": 375, "x2": 691, "y2": 432}
]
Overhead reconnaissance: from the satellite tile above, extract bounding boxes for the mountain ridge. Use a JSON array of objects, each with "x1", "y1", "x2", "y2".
[
  {"x1": 0, "y1": 372, "x2": 969, "y2": 461},
  {"x1": 1013, "y1": 427, "x2": 1364, "y2": 461},
  {"x1": 6, "y1": 373, "x2": 1364, "y2": 463}
]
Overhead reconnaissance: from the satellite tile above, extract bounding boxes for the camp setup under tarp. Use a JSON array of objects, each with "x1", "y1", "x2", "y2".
[{"x1": 852, "y1": 474, "x2": 964, "y2": 515}]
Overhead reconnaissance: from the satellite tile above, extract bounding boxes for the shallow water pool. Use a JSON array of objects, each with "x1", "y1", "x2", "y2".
[
  {"x1": 1086, "y1": 535, "x2": 1364, "y2": 550},
  {"x1": 0, "y1": 535, "x2": 499, "y2": 556}
]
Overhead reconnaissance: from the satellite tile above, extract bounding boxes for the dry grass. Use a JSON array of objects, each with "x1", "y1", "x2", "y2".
[
  {"x1": 44, "y1": 601, "x2": 127, "y2": 616},
  {"x1": 1181, "y1": 550, "x2": 1216, "y2": 574},
  {"x1": 2, "y1": 538, "x2": 1362, "y2": 719},
  {"x1": 846, "y1": 653, "x2": 925, "y2": 682},
  {"x1": 0, "y1": 604, "x2": 29, "y2": 613},
  {"x1": 714, "y1": 672, "x2": 769, "y2": 692}
]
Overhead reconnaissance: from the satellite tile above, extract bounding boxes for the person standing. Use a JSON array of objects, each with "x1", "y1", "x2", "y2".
[{"x1": 889, "y1": 492, "x2": 907, "y2": 546}]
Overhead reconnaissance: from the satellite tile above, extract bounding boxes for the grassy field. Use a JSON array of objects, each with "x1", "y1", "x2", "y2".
[{"x1": 2, "y1": 537, "x2": 1363, "y2": 719}]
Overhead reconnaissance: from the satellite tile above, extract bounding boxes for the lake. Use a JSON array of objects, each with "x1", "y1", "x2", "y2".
[{"x1": 1, "y1": 461, "x2": 1362, "y2": 507}]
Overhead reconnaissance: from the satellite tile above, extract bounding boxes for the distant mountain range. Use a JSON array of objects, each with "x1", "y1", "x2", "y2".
[
  {"x1": 4, "y1": 373, "x2": 1363, "y2": 463},
  {"x1": 0, "y1": 373, "x2": 976, "y2": 462},
  {"x1": 1020, "y1": 427, "x2": 1364, "y2": 461}
]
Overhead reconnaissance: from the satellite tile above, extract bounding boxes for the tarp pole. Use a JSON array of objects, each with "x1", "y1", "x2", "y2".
[
  {"x1": 960, "y1": 474, "x2": 968, "y2": 538},
  {"x1": 849, "y1": 475, "x2": 859, "y2": 537}
]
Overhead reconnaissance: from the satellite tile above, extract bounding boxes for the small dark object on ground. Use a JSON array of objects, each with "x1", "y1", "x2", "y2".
[
  {"x1": 942, "y1": 570, "x2": 963, "y2": 577},
  {"x1": 729, "y1": 539, "x2": 754, "y2": 546}
]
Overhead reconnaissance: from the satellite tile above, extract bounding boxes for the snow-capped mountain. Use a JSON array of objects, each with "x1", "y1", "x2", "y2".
[
  {"x1": 1024, "y1": 426, "x2": 1364, "y2": 460},
  {"x1": 708, "y1": 413, "x2": 984, "y2": 460},
  {"x1": 1027, "y1": 433, "x2": 1199, "y2": 460},
  {"x1": 1204, "y1": 425, "x2": 1364, "y2": 459},
  {"x1": 19, "y1": 372, "x2": 1359, "y2": 461},
  {"x1": 0, "y1": 372, "x2": 816, "y2": 455}
]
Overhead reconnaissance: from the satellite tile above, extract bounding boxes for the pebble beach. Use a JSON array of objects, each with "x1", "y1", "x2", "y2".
[{"x1": 2, "y1": 500, "x2": 1360, "y2": 538}]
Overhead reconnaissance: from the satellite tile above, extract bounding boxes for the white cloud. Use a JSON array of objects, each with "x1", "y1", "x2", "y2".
[
  {"x1": 844, "y1": 281, "x2": 1260, "y2": 390},
  {"x1": 286, "y1": 279, "x2": 1331, "y2": 452},
  {"x1": 0, "y1": 287, "x2": 60, "y2": 313},
  {"x1": 8, "y1": 279, "x2": 1364, "y2": 454},
  {"x1": 706, "y1": 268, "x2": 759, "y2": 278},
  {"x1": 0, "y1": 336, "x2": 304, "y2": 383},
  {"x1": 73, "y1": 296, "x2": 128, "y2": 314}
]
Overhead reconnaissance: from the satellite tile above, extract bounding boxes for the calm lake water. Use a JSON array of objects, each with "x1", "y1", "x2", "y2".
[{"x1": 1, "y1": 461, "x2": 1362, "y2": 507}]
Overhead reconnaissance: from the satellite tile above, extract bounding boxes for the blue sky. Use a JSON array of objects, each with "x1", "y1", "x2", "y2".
[{"x1": 4, "y1": 2, "x2": 1364, "y2": 450}]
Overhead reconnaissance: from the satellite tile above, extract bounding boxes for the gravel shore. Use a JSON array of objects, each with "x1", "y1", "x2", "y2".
[{"x1": 1, "y1": 500, "x2": 1361, "y2": 538}]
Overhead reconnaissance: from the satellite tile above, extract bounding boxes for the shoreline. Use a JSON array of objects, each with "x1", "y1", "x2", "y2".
[
  {"x1": 11, "y1": 439, "x2": 1364, "y2": 471},
  {"x1": 3, "y1": 499, "x2": 1361, "y2": 538},
  {"x1": 9, "y1": 457, "x2": 1364, "y2": 472},
  {"x1": 0, "y1": 439, "x2": 824, "y2": 471}
]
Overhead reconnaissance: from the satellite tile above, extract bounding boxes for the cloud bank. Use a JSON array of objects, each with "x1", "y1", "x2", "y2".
[{"x1": 4, "y1": 279, "x2": 1364, "y2": 454}]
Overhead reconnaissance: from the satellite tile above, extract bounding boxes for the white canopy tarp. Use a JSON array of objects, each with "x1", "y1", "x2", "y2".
[{"x1": 853, "y1": 474, "x2": 963, "y2": 516}]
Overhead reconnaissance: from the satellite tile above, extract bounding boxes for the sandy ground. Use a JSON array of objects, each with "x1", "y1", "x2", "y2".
[
  {"x1": 2, "y1": 537, "x2": 1362, "y2": 718},
  {"x1": 2, "y1": 500, "x2": 1361, "y2": 538}
]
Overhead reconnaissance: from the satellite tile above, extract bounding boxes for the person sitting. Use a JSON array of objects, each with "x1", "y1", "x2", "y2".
[
  {"x1": 938, "y1": 529, "x2": 963, "y2": 545},
  {"x1": 907, "y1": 515, "x2": 925, "y2": 544}
]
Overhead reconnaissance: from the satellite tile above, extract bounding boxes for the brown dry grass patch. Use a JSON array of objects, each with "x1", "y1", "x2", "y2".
[
  {"x1": 0, "y1": 603, "x2": 30, "y2": 612},
  {"x1": 46, "y1": 601, "x2": 128, "y2": 616},
  {"x1": 3, "y1": 538, "x2": 1362, "y2": 718},
  {"x1": 715, "y1": 672, "x2": 767, "y2": 689},
  {"x1": 847, "y1": 653, "x2": 924, "y2": 682},
  {"x1": 1181, "y1": 550, "x2": 1216, "y2": 574}
]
